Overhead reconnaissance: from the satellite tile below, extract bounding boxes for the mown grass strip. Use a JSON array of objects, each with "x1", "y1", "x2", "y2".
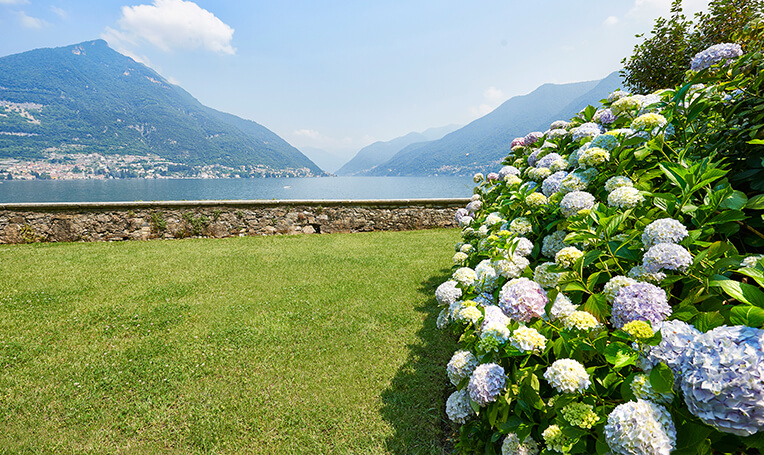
[{"x1": 0, "y1": 229, "x2": 459, "y2": 454}]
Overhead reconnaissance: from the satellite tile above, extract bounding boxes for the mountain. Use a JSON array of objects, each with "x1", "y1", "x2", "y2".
[
  {"x1": 0, "y1": 40, "x2": 324, "y2": 177},
  {"x1": 335, "y1": 124, "x2": 460, "y2": 176},
  {"x1": 365, "y1": 71, "x2": 623, "y2": 176}
]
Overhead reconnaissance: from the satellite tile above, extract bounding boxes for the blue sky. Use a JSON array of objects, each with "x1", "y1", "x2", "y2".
[{"x1": 0, "y1": 0, "x2": 711, "y2": 159}]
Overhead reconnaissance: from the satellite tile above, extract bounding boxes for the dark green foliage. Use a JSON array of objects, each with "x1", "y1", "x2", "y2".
[
  {"x1": 0, "y1": 40, "x2": 323, "y2": 174},
  {"x1": 622, "y1": 0, "x2": 764, "y2": 94}
]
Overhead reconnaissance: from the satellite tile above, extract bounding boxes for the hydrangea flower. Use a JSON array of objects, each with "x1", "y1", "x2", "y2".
[
  {"x1": 642, "y1": 218, "x2": 689, "y2": 249},
  {"x1": 544, "y1": 358, "x2": 591, "y2": 393},
  {"x1": 631, "y1": 113, "x2": 668, "y2": 133},
  {"x1": 473, "y1": 173, "x2": 485, "y2": 183},
  {"x1": 453, "y1": 267, "x2": 478, "y2": 288},
  {"x1": 466, "y1": 200, "x2": 482, "y2": 213},
  {"x1": 638, "y1": 319, "x2": 700, "y2": 376},
  {"x1": 631, "y1": 373, "x2": 673, "y2": 404},
  {"x1": 622, "y1": 320, "x2": 654, "y2": 339},
  {"x1": 505, "y1": 175, "x2": 523, "y2": 186},
  {"x1": 604, "y1": 176, "x2": 633, "y2": 193},
  {"x1": 487, "y1": 172, "x2": 500, "y2": 182},
  {"x1": 542, "y1": 425, "x2": 571, "y2": 453},
  {"x1": 555, "y1": 246, "x2": 584, "y2": 268},
  {"x1": 611, "y1": 282, "x2": 671, "y2": 329},
  {"x1": 561, "y1": 402, "x2": 599, "y2": 429},
  {"x1": 542, "y1": 171, "x2": 568, "y2": 197},
  {"x1": 563, "y1": 311, "x2": 600, "y2": 331},
  {"x1": 608, "y1": 89, "x2": 630, "y2": 102},
  {"x1": 457, "y1": 306, "x2": 482, "y2": 325},
  {"x1": 454, "y1": 207, "x2": 469, "y2": 223},
  {"x1": 570, "y1": 122, "x2": 601, "y2": 141},
  {"x1": 446, "y1": 389, "x2": 475, "y2": 424},
  {"x1": 508, "y1": 237, "x2": 534, "y2": 256},
  {"x1": 499, "y1": 165, "x2": 521, "y2": 179},
  {"x1": 611, "y1": 96, "x2": 643, "y2": 117},
  {"x1": 533, "y1": 262, "x2": 560, "y2": 289},
  {"x1": 604, "y1": 399, "x2": 676, "y2": 455},
  {"x1": 549, "y1": 293, "x2": 578, "y2": 321},
  {"x1": 559, "y1": 169, "x2": 597, "y2": 194},
  {"x1": 548, "y1": 158, "x2": 568, "y2": 173},
  {"x1": 680, "y1": 325, "x2": 764, "y2": 436},
  {"x1": 550, "y1": 120, "x2": 570, "y2": 129},
  {"x1": 524, "y1": 131, "x2": 544, "y2": 145},
  {"x1": 460, "y1": 243, "x2": 474, "y2": 254},
  {"x1": 468, "y1": 363, "x2": 506, "y2": 406},
  {"x1": 742, "y1": 255, "x2": 764, "y2": 268},
  {"x1": 690, "y1": 42, "x2": 744, "y2": 71},
  {"x1": 511, "y1": 137, "x2": 525, "y2": 149},
  {"x1": 560, "y1": 191, "x2": 595, "y2": 217},
  {"x1": 474, "y1": 292, "x2": 496, "y2": 307},
  {"x1": 458, "y1": 215, "x2": 474, "y2": 228},
  {"x1": 541, "y1": 230, "x2": 568, "y2": 258},
  {"x1": 447, "y1": 350, "x2": 478, "y2": 386},
  {"x1": 485, "y1": 212, "x2": 504, "y2": 227},
  {"x1": 593, "y1": 108, "x2": 616, "y2": 124},
  {"x1": 590, "y1": 133, "x2": 620, "y2": 151},
  {"x1": 578, "y1": 147, "x2": 610, "y2": 168},
  {"x1": 510, "y1": 326, "x2": 547, "y2": 353},
  {"x1": 494, "y1": 255, "x2": 530, "y2": 279},
  {"x1": 608, "y1": 186, "x2": 644, "y2": 209},
  {"x1": 527, "y1": 149, "x2": 541, "y2": 167},
  {"x1": 526, "y1": 167, "x2": 552, "y2": 181},
  {"x1": 477, "y1": 225, "x2": 490, "y2": 238},
  {"x1": 501, "y1": 433, "x2": 539, "y2": 455},
  {"x1": 498, "y1": 278, "x2": 548, "y2": 322},
  {"x1": 453, "y1": 251, "x2": 468, "y2": 265},
  {"x1": 546, "y1": 128, "x2": 568, "y2": 140},
  {"x1": 628, "y1": 265, "x2": 667, "y2": 283},
  {"x1": 643, "y1": 242, "x2": 693, "y2": 273},
  {"x1": 603, "y1": 275, "x2": 638, "y2": 303},
  {"x1": 509, "y1": 217, "x2": 534, "y2": 236},
  {"x1": 435, "y1": 280, "x2": 462, "y2": 306},
  {"x1": 483, "y1": 304, "x2": 510, "y2": 328},
  {"x1": 536, "y1": 153, "x2": 563, "y2": 169}
]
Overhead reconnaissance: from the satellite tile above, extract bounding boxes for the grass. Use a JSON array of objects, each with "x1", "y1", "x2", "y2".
[{"x1": 0, "y1": 229, "x2": 459, "y2": 454}]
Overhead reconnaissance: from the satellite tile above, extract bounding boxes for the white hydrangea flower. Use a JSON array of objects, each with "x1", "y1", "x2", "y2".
[
  {"x1": 509, "y1": 217, "x2": 534, "y2": 236},
  {"x1": 555, "y1": 246, "x2": 583, "y2": 269},
  {"x1": 485, "y1": 212, "x2": 504, "y2": 227},
  {"x1": 458, "y1": 306, "x2": 483, "y2": 325},
  {"x1": 642, "y1": 218, "x2": 689, "y2": 249},
  {"x1": 742, "y1": 255, "x2": 764, "y2": 268},
  {"x1": 435, "y1": 280, "x2": 462, "y2": 307},
  {"x1": 453, "y1": 251, "x2": 468, "y2": 265},
  {"x1": 460, "y1": 243, "x2": 474, "y2": 254},
  {"x1": 544, "y1": 358, "x2": 591, "y2": 393},
  {"x1": 458, "y1": 215, "x2": 474, "y2": 228},
  {"x1": 560, "y1": 191, "x2": 595, "y2": 217},
  {"x1": 533, "y1": 262, "x2": 560, "y2": 289},
  {"x1": 510, "y1": 326, "x2": 547, "y2": 353},
  {"x1": 541, "y1": 231, "x2": 568, "y2": 258},
  {"x1": 501, "y1": 433, "x2": 539, "y2": 455},
  {"x1": 608, "y1": 186, "x2": 644, "y2": 209},
  {"x1": 604, "y1": 176, "x2": 633, "y2": 193},
  {"x1": 453, "y1": 267, "x2": 477, "y2": 287},
  {"x1": 549, "y1": 293, "x2": 578, "y2": 321},
  {"x1": 563, "y1": 311, "x2": 600, "y2": 331},
  {"x1": 446, "y1": 389, "x2": 475, "y2": 424},
  {"x1": 604, "y1": 399, "x2": 676, "y2": 455},
  {"x1": 447, "y1": 350, "x2": 478, "y2": 386},
  {"x1": 494, "y1": 255, "x2": 530, "y2": 279}
]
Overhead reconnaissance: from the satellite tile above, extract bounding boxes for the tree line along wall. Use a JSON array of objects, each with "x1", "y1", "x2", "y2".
[{"x1": 0, "y1": 198, "x2": 469, "y2": 244}]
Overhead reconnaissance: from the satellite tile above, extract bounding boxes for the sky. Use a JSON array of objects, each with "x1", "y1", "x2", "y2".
[{"x1": 0, "y1": 0, "x2": 712, "y2": 160}]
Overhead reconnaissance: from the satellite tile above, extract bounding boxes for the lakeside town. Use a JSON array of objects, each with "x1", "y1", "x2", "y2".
[{"x1": 0, "y1": 152, "x2": 318, "y2": 180}]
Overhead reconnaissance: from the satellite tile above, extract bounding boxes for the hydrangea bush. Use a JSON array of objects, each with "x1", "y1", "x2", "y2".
[{"x1": 436, "y1": 36, "x2": 764, "y2": 454}]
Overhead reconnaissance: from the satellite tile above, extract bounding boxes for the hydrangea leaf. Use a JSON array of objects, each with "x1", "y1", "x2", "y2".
[
  {"x1": 709, "y1": 277, "x2": 764, "y2": 307},
  {"x1": 736, "y1": 267, "x2": 764, "y2": 288},
  {"x1": 692, "y1": 311, "x2": 725, "y2": 332},
  {"x1": 719, "y1": 190, "x2": 748, "y2": 210},
  {"x1": 729, "y1": 305, "x2": 764, "y2": 328},
  {"x1": 649, "y1": 362, "x2": 675, "y2": 394},
  {"x1": 604, "y1": 341, "x2": 639, "y2": 369},
  {"x1": 746, "y1": 194, "x2": 764, "y2": 209}
]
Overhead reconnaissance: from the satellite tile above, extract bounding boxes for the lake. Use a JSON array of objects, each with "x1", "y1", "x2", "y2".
[{"x1": 0, "y1": 176, "x2": 476, "y2": 203}]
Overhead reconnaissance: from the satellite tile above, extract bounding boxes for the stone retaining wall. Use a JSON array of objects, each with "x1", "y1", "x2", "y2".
[{"x1": 0, "y1": 198, "x2": 470, "y2": 244}]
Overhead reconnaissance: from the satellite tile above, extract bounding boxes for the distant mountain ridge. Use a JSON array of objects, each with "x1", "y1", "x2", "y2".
[
  {"x1": 0, "y1": 40, "x2": 324, "y2": 177},
  {"x1": 336, "y1": 124, "x2": 460, "y2": 176},
  {"x1": 365, "y1": 71, "x2": 623, "y2": 176}
]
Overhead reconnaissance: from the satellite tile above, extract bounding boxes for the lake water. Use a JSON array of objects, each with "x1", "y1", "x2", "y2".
[{"x1": 0, "y1": 176, "x2": 476, "y2": 203}]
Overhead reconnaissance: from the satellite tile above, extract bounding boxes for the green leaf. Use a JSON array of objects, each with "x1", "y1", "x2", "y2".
[
  {"x1": 604, "y1": 341, "x2": 639, "y2": 369},
  {"x1": 561, "y1": 281, "x2": 589, "y2": 293},
  {"x1": 582, "y1": 294, "x2": 610, "y2": 322},
  {"x1": 710, "y1": 278, "x2": 764, "y2": 307},
  {"x1": 748, "y1": 139, "x2": 764, "y2": 145},
  {"x1": 659, "y1": 162, "x2": 688, "y2": 190},
  {"x1": 707, "y1": 210, "x2": 746, "y2": 225},
  {"x1": 720, "y1": 191, "x2": 748, "y2": 210},
  {"x1": 649, "y1": 362, "x2": 675, "y2": 394},
  {"x1": 737, "y1": 267, "x2": 764, "y2": 288},
  {"x1": 730, "y1": 305, "x2": 764, "y2": 328},
  {"x1": 747, "y1": 194, "x2": 764, "y2": 210},
  {"x1": 693, "y1": 311, "x2": 725, "y2": 332}
]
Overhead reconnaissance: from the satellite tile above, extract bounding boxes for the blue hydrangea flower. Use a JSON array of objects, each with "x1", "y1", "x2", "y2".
[
  {"x1": 542, "y1": 171, "x2": 568, "y2": 197},
  {"x1": 638, "y1": 319, "x2": 700, "y2": 380},
  {"x1": 642, "y1": 218, "x2": 689, "y2": 249},
  {"x1": 536, "y1": 153, "x2": 563, "y2": 169},
  {"x1": 468, "y1": 363, "x2": 507, "y2": 406},
  {"x1": 690, "y1": 43, "x2": 744, "y2": 71},
  {"x1": 570, "y1": 122, "x2": 601, "y2": 141},
  {"x1": 560, "y1": 191, "x2": 595, "y2": 217},
  {"x1": 590, "y1": 133, "x2": 620, "y2": 151},
  {"x1": 680, "y1": 325, "x2": 764, "y2": 436},
  {"x1": 611, "y1": 282, "x2": 671, "y2": 329},
  {"x1": 605, "y1": 399, "x2": 676, "y2": 455},
  {"x1": 446, "y1": 389, "x2": 475, "y2": 423},
  {"x1": 447, "y1": 350, "x2": 478, "y2": 386},
  {"x1": 499, "y1": 165, "x2": 521, "y2": 179}
]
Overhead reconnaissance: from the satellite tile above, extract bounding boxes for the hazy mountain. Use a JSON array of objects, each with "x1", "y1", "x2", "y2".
[
  {"x1": 335, "y1": 124, "x2": 460, "y2": 176},
  {"x1": 365, "y1": 71, "x2": 622, "y2": 176},
  {"x1": 0, "y1": 40, "x2": 324, "y2": 176},
  {"x1": 299, "y1": 146, "x2": 348, "y2": 174}
]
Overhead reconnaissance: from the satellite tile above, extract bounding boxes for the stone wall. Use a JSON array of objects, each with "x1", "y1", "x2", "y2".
[{"x1": 0, "y1": 198, "x2": 470, "y2": 244}]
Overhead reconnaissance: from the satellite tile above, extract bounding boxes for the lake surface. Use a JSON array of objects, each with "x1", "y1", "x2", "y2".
[{"x1": 0, "y1": 176, "x2": 476, "y2": 203}]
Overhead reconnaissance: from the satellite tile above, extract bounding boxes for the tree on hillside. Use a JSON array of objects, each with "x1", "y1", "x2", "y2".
[{"x1": 621, "y1": 0, "x2": 763, "y2": 94}]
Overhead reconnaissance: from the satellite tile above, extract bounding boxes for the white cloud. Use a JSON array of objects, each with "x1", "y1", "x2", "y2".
[
  {"x1": 603, "y1": 16, "x2": 619, "y2": 26},
  {"x1": 484, "y1": 86, "x2": 504, "y2": 102},
  {"x1": 50, "y1": 6, "x2": 68, "y2": 19},
  {"x1": 468, "y1": 86, "x2": 505, "y2": 119},
  {"x1": 104, "y1": 0, "x2": 235, "y2": 54},
  {"x1": 17, "y1": 11, "x2": 47, "y2": 29}
]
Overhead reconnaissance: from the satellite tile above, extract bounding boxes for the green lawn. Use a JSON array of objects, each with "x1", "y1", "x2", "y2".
[{"x1": 0, "y1": 229, "x2": 459, "y2": 454}]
